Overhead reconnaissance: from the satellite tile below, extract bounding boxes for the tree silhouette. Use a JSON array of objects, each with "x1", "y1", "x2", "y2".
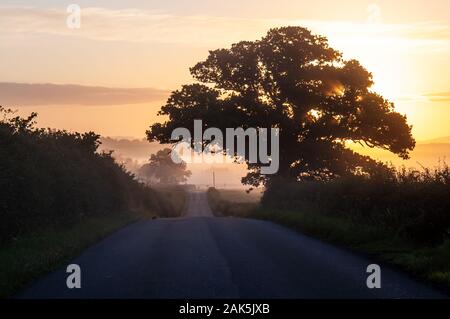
[
  {"x1": 138, "y1": 148, "x2": 191, "y2": 185},
  {"x1": 0, "y1": 107, "x2": 165, "y2": 243},
  {"x1": 147, "y1": 27, "x2": 415, "y2": 186}
]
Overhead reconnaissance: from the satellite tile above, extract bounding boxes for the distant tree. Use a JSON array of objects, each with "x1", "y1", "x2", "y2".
[
  {"x1": 147, "y1": 27, "x2": 415, "y2": 186},
  {"x1": 138, "y1": 148, "x2": 191, "y2": 185}
]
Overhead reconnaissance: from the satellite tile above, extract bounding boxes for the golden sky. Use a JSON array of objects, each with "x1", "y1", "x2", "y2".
[{"x1": 1, "y1": 0, "x2": 449, "y2": 141}]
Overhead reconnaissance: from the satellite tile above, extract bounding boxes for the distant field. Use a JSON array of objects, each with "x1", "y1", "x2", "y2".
[{"x1": 215, "y1": 189, "x2": 263, "y2": 203}]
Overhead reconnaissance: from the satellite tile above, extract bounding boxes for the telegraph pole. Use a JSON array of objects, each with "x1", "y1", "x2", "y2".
[{"x1": 212, "y1": 170, "x2": 216, "y2": 188}]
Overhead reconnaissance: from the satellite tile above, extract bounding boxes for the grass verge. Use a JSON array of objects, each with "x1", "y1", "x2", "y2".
[
  {"x1": 0, "y1": 213, "x2": 138, "y2": 298},
  {"x1": 207, "y1": 188, "x2": 450, "y2": 293},
  {"x1": 0, "y1": 185, "x2": 187, "y2": 298}
]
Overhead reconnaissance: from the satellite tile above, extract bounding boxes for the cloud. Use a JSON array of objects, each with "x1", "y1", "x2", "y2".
[
  {"x1": 0, "y1": 6, "x2": 449, "y2": 50},
  {"x1": 395, "y1": 92, "x2": 450, "y2": 103},
  {"x1": 0, "y1": 6, "x2": 268, "y2": 46},
  {"x1": 423, "y1": 92, "x2": 450, "y2": 102},
  {"x1": 0, "y1": 82, "x2": 169, "y2": 106}
]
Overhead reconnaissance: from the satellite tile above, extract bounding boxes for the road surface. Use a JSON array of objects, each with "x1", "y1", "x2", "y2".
[{"x1": 19, "y1": 192, "x2": 446, "y2": 298}]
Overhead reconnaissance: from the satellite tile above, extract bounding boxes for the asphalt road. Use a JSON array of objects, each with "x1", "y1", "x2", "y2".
[{"x1": 19, "y1": 192, "x2": 446, "y2": 298}]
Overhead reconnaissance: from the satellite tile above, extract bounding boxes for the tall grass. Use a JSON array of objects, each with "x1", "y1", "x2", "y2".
[
  {"x1": 262, "y1": 164, "x2": 450, "y2": 245},
  {"x1": 207, "y1": 188, "x2": 259, "y2": 217}
]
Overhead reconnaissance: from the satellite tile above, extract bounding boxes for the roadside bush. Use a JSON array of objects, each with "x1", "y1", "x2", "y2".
[
  {"x1": 207, "y1": 187, "x2": 257, "y2": 217},
  {"x1": 262, "y1": 165, "x2": 450, "y2": 245},
  {"x1": 0, "y1": 108, "x2": 174, "y2": 243},
  {"x1": 152, "y1": 185, "x2": 187, "y2": 217}
]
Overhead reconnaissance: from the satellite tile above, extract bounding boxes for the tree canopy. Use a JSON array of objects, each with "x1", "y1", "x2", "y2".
[
  {"x1": 147, "y1": 26, "x2": 415, "y2": 186},
  {"x1": 138, "y1": 148, "x2": 191, "y2": 185}
]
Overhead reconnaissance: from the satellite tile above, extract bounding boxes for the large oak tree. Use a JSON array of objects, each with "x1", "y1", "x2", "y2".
[{"x1": 147, "y1": 27, "x2": 415, "y2": 186}]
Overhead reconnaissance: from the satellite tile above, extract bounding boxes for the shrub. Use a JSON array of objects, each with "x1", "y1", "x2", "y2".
[
  {"x1": 262, "y1": 165, "x2": 450, "y2": 245},
  {"x1": 0, "y1": 108, "x2": 166, "y2": 243}
]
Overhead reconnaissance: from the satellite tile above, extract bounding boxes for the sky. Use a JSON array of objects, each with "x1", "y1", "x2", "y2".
[{"x1": 1, "y1": 0, "x2": 450, "y2": 141}]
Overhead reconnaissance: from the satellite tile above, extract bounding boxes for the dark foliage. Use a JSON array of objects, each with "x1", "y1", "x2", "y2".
[
  {"x1": 206, "y1": 187, "x2": 256, "y2": 217},
  {"x1": 0, "y1": 107, "x2": 174, "y2": 243},
  {"x1": 262, "y1": 165, "x2": 450, "y2": 245},
  {"x1": 147, "y1": 26, "x2": 415, "y2": 186}
]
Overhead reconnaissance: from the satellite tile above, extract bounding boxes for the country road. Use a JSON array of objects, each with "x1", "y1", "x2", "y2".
[{"x1": 19, "y1": 192, "x2": 446, "y2": 299}]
